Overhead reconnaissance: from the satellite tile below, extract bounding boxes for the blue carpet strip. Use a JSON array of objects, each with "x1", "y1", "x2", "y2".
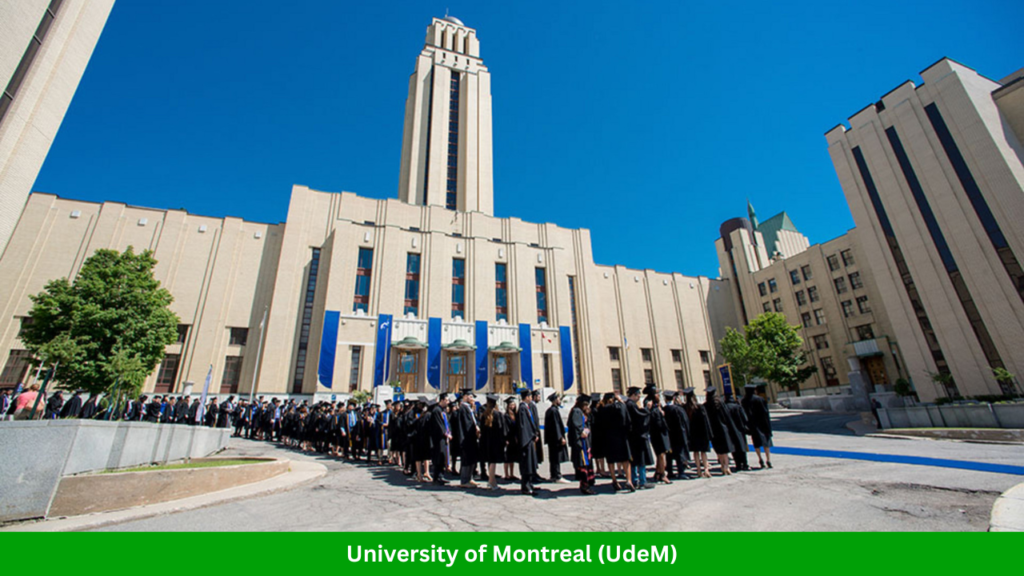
[{"x1": 766, "y1": 445, "x2": 1024, "y2": 475}]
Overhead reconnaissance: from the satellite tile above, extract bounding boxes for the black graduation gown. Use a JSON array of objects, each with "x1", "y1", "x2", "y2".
[
  {"x1": 599, "y1": 400, "x2": 631, "y2": 463},
  {"x1": 428, "y1": 405, "x2": 451, "y2": 465},
  {"x1": 723, "y1": 399, "x2": 749, "y2": 454},
  {"x1": 79, "y1": 397, "x2": 99, "y2": 419},
  {"x1": 174, "y1": 400, "x2": 189, "y2": 423},
  {"x1": 649, "y1": 407, "x2": 671, "y2": 456},
  {"x1": 144, "y1": 401, "x2": 162, "y2": 423},
  {"x1": 204, "y1": 403, "x2": 218, "y2": 427},
  {"x1": 687, "y1": 404, "x2": 712, "y2": 452},
  {"x1": 44, "y1": 395, "x2": 63, "y2": 419},
  {"x1": 704, "y1": 400, "x2": 735, "y2": 455},
  {"x1": 412, "y1": 412, "x2": 432, "y2": 461},
  {"x1": 60, "y1": 395, "x2": 82, "y2": 418},
  {"x1": 217, "y1": 401, "x2": 232, "y2": 428},
  {"x1": 479, "y1": 409, "x2": 508, "y2": 464},
  {"x1": 742, "y1": 393, "x2": 773, "y2": 448},
  {"x1": 531, "y1": 402, "x2": 543, "y2": 465},
  {"x1": 188, "y1": 401, "x2": 201, "y2": 425},
  {"x1": 543, "y1": 406, "x2": 569, "y2": 464},
  {"x1": 626, "y1": 399, "x2": 654, "y2": 467},
  {"x1": 663, "y1": 403, "x2": 691, "y2": 456},
  {"x1": 567, "y1": 407, "x2": 590, "y2": 468},
  {"x1": 516, "y1": 402, "x2": 539, "y2": 475},
  {"x1": 456, "y1": 404, "x2": 480, "y2": 463},
  {"x1": 504, "y1": 411, "x2": 521, "y2": 463},
  {"x1": 590, "y1": 404, "x2": 607, "y2": 460}
]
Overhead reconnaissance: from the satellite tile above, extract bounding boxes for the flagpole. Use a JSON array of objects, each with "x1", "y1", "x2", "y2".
[{"x1": 248, "y1": 307, "x2": 268, "y2": 405}]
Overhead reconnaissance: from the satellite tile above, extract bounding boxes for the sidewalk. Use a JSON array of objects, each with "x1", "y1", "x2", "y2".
[{"x1": 990, "y1": 482, "x2": 1024, "y2": 531}]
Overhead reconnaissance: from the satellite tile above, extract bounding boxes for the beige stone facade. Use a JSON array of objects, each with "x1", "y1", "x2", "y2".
[
  {"x1": 0, "y1": 0, "x2": 115, "y2": 256},
  {"x1": 826, "y1": 59, "x2": 1024, "y2": 402}
]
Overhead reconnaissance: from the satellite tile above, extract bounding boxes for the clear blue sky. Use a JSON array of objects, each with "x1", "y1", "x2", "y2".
[{"x1": 34, "y1": 0, "x2": 1024, "y2": 278}]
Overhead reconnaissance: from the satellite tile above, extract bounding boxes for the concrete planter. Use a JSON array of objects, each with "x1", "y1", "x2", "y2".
[{"x1": 877, "y1": 403, "x2": 1024, "y2": 430}]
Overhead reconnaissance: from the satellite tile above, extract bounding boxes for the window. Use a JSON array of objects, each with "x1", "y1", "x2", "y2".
[
  {"x1": 296, "y1": 248, "x2": 322, "y2": 393},
  {"x1": 770, "y1": 298, "x2": 781, "y2": 312},
  {"x1": 834, "y1": 277, "x2": 848, "y2": 294},
  {"x1": 801, "y1": 312, "x2": 812, "y2": 328},
  {"x1": 644, "y1": 369, "x2": 655, "y2": 386},
  {"x1": 849, "y1": 272, "x2": 863, "y2": 290},
  {"x1": 353, "y1": 247, "x2": 372, "y2": 313},
  {"x1": 495, "y1": 263, "x2": 508, "y2": 321},
  {"x1": 841, "y1": 249, "x2": 855, "y2": 267},
  {"x1": 0, "y1": 0, "x2": 63, "y2": 127},
  {"x1": 229, "y1": 327, "x2": 248, "y2": 346},
  {"x1": 674, "y1": 370, "x2": 685, "y2": 390},
  {"x1": 758, "y1": 282, "x2": 767, "y2": 297},
  {"x1": 762, "y1": 302, "x2": 771, "y2": 313},
  {"x1": 609, "y1": 347, "x2": 620, "y2": 362},
  {"x1": 857, "y1": 296, "x2": 871, "y2": 314},
  {"x1": 703, "y1": 370, "x2": 712, "y2": 387},
  {"x1": 699, "y1": 350, "x2": 710, "y2": 364},
  {"x1": 801, "y1": 265, "x2": 813, "y2": 281},
  {"x1": 814, "y1": 309, "x2": 826, "y2": 325},
  {"x1": 446, "y1": 73, "x2": 461, "y2": 210},
  {"x1": 176, "y1": 324, "x2": 189, "y2": 344},
  {"x1": 568, "y1": 275, "x2": 584, "y2": 392},
  {"x1": 451, "y1": 258, "x2": 465, "y2": 319},
  {"x1": 808, "y1": 286, "x2": 820, "y2": 303},
  {"x1": 641, "y1": 348, "x2": 653, "y2": 363},
  {"x1": 821, "y1": 356, "x2": 838, "y2": 382},
  {"x1": 813, "y1": 335, "x2": 829, "y2": 350},
  {"x1": 349, "y1": 346, "x2": 362, "y2": 391},
  {"x1": 0, "y1": 350, "x2": 32, "y2": 387},
  {"x1": 221, "y1": 356, "x2": 242, "y2": 393},
  {"x1": 795, "y1": 290, "x2": 807, "y2": 306},
  {"x1": 156, "y1": 353, "x2": 180, "y2": 393},
  {"x1": 842, "y1": 300, "x2": 854, "y2": 318},
  {"x1": 535, "y1": 267, "x2": 548, "y2": 324},
  {"x1": 790, "y1": 270, "x2": 801, "y2": 285},
  {"x1": 611, "y1": 368, "x2": 622, "y2": 394},
  {"x1": 404, "y1": 253, "x2": 421, "y2": 316},
  {"x1": 856, "y1": 325, "x2": 875, "y2": 341},
  {"x1": 768, "y1": 278, "x2": 778, "y2": 293},
  {"x1": 827, "y1": 255, "x2": 840, "y2": 271},
  {"x1": 671, "y1": 349, "x2": 682, "y2": 364}
]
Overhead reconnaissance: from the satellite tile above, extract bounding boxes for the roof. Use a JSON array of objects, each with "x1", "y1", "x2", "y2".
[{"x1": 756, "y1": 211, "x2": 799, "y2": 257}]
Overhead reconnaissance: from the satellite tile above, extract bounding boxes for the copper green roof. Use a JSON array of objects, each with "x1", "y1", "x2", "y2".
[{"x1": 756, "y1": 211, "x2": 799, "y2": 258}]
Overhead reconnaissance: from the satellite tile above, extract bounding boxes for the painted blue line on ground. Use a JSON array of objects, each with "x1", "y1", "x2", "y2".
[{"x1": 766, "y1": 445, "x2": 1024, "y2": 475}]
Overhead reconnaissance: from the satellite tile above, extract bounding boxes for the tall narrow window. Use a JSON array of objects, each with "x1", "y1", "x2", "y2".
[
  {"x1": 0, "y1": 350, "x2": 32, "y2": 388},
  {"x1": 294, "y1": 247, "x2": 322, "y2": 393},
  {"x1": 353, "y1": 248, "x2": 372, "y2": 313},
  {"x1": 451, "y1": 258, "x2": 465, "y2": 319},
  {"x1": 156, "y1": 354, "x2": 180, "y2": 393},
  {"x1": 349, "y1": 346, "x2": 362, "y2": 391},
  {"x1": 495, "y1": 263, "x2": 508, "y2": 321},
  {"x1": 611, "y1": 368, "x2": 623, "y2": 394},
  {"x1": 535, "y1": 267, "x2": 548, "y2": 324},
  {"x1": 176, "y1": 324, "x2": 190, "y2": 344},
  {"x1": 0, "y1": 0, "x2": 64, "y2": 127},
  {"x1": 221, "y1": 356, "x2": 243, "y2": 393},
  {"x1": 568, "y1": 275, "x2": 584, "y2": 392},
  {"x1": 404, "y1": 253, "x2": 421, "y2": 316},
  {"x1": 446, "y1": 73, "x2": 461, "y2": 210}
]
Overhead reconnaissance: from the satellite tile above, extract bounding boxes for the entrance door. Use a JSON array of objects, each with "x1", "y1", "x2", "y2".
[
  {"x1": 446, "y1": 352, "x2": 467, "y2": 394},
  {"x1": 493, "y1": 355, "x2": 513, "y2": 394},
  {"x1": 397, "y1": 351, "x2": 419, "y2": 393},
  {"x1": 863, "y1": 356, "x2": 888, "y2": 390}
]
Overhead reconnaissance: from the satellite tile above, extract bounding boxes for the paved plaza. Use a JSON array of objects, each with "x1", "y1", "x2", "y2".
[{"x1": 90, "y1": 411, "x2": 1023, "y2": 532}]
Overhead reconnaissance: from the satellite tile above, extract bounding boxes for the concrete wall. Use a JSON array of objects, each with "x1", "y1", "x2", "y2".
[
  {"x1": 877, "y1": 403, "x2": 1024, "y2": 429},
  {"x1": 0, "y1": 420, "x2": 229, "y2": 523}
]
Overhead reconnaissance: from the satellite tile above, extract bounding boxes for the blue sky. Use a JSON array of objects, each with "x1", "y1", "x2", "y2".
[{"x1": 35, "y1": 0, "x2": 1024, "y2": 278}]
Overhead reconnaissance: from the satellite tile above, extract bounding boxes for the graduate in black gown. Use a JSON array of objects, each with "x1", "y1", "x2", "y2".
[
  {"x1": 455, "y1": 390, "x2": 480, "y2": 488},
  {"x1": 589, "y1": 396, "x2": 608, "y2": 478},
  {"x1": 684, "y1": 388, "x2": 712, "y2": 478},
  {"x1": 723, "y1": 391, "x2": 750, "y2": 471},
  {"x1": 543, "y1": 393, "x2": 570, "y2": 483},
  {"x1": 175, "y1": 396, "x2": 190, "y2": 424},
  {"x1": 217, "y1": 396, "x2": 234, "y2": 428},
  {"x1": 599, "y1": 392, "x2": 634, "y2": 492},
  {"x1": 502, "y1": 397, "x2": 520, "y2": 481},
  {"x1": 79, "y1": 394, "x2": 100, "y2": 419},
  {"x1": 428, "y1": 394, "x2": 453, "y2": 485},
  {"x1": 412, "y1": 398, "x2": 433, "y2": 481},
  {"x1": 662, "y1": 390, "x2": 691, "y2": 479},
  {"x1": 529, "y1": 389, "x2": 545, "y2": 483},
  {"x1": 568, "y1": 394, "x2": 596, "y2": 495},
  {"x1": 60, "y1": 391, "x2": 83, "y2": 419},
  {"x1": 516, "y1": 389, "x2": 540, "y2": 496},
  {"x1": 743, "y1": 383, "x2": 774, "y2": 468},
  {"x1": 649, "y1": 393, "x2": 672, "y2": 484},
  {"x1": 704, "y1": 388, "x2": 735, "y2": 476},
  {"x1": 625, "y1": 387, "x2": 654, "y2": 489},
  {"x1": 44, "y1": 391, "x2": 63, "y2": 419},
  {"x1": 479, "y1": 394, "x2": 507, "y2": 490}
]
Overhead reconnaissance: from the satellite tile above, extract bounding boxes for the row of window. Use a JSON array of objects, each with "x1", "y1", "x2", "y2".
[
  {"x1": 610, "y1": 347, "x2": 710, "y2": 364},
  {"x1": 610, "y1": 367, "x2": 712, "y2": 394},
  {"x1": 827, "y1": 249, "x2": 856, "y2": 271},
  {"x1": 841, "y1": 296, "x2": 872, "y2": 317},
  {"x1": 0, "y1": 0, "x2": 64, "y2": 128},
  {"x1": 788, "y1": 265, "x2": 814, "y2": 286}
]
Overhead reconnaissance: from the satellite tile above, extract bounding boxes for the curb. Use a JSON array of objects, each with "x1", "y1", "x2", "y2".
[
  {"x1": 1, "y1": 459, "x2": 327, "y2": 532},
  {"x1": 866, "y1": 433, "x2": 1024, "y2": 446},
  {"x1": 990, "y1": 482, "x2": 1024, "y2": 532}
]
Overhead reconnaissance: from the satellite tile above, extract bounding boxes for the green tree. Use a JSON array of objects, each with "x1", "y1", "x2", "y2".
[
  {"x1": 21, "y1": 248, "x2": 179, "y2": 397},
  {"x1": 720, "y1": 312, "x2": 817, "y2": 396}
]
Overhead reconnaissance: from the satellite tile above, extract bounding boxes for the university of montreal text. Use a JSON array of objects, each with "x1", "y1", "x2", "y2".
[{"x1": 346, "y1": 544, "x2": 677, "y2": 567}]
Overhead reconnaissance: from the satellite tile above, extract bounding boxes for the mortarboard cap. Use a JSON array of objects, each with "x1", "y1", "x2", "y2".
[
  {"x1": 576, "y1": 393, "x2": 591, "y2": 404},
  {"x1": 504, "y1": 397, "x2": 517, "y2": 405},
  {"x1": 682, "y1": 387, "x2": 696, "y2": 394},
  {"x1": 547, "y1": 392, "x2": 560, "y2": 402},
  {"x1": 663, "y1": 390, "x2": 678, "y2": 399},
  {"x1": 519, "y1": 389, "x2": 532, "y2": 399},
  {"x1": 744, "y1": 384, "x2": 758, "y2": 390},
  {"x1": 642, "y1": 385, "x2": 658, "y2": 396},
  {"x1": 485, "y1": 394, "x2": 500, "y2": 402},
  {"x1": 626, "y1": 386, "x2": 641, "y2": 396}
]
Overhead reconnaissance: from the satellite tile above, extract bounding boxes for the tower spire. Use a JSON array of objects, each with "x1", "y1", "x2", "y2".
[{"x1": 747, "y1": 199, "x2": 759, "y2": 229}]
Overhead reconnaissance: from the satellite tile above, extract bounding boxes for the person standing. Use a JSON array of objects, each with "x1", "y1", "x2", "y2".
[
  {"x1": 429, "y1": 394, "x2": 453, "y2": 485},
  {"x1": 79, "y1": 394, "x2": 100, "y2": 419},
  {"x1": 43, "y1": 391, "x2": 63, "y2": 419},
  {"x1": 567, "y1": 394, "x2": 596, "y2": 495},
  {"x1": 684, "y1": 388, "x2": 712, "y2": 478},
  {"x1": 589, "y1": 396, "x2": 608, "y2": 478},
  {"x1": 530, "y1": 389, "x2": 546, "y2": 483},
  {"x1": 723, "y1": 391, "x2": 750, "y2": 471},
  {"x1": 455, "y1": 390, "x2": 481, "y2": 488},
  {"x1": 743, "y1": 383, "x2": 774, "y2": 469},
  {"x1": 663, "y1": 391, "x2": 691, "y2": 479},
  {"x1": 599, "y1": 392, "x2": 634, "y2": 492},
  {"x1": 625, "y1": 387, "x2": 654, "y2": 489},
  {"x1": 544, "y1": 393, "x2": 570, "y2": 484},
  {"x1": 217, "y1": 396, "x2": 234, "y2": 428},
  {"x1": 649, "y1": 393, "x2": 672, "y2": 484},
  {"x1": 704, "y1": 388, "x2": 735, "y2": 476},
  {"x1": 144, "y1": 395, "x2": 162, "y2": 423},
  {"x1": 503, "y1": 397, "x2": 520, "y2": 481},
  {"x1": 516, "y1": 389, "x2": 541, "y2": 496},
  {"x1": 479, "y1": 394, "x2": 507, "y2": 490},
  {"x1": 60, "y1": 391, "x2": 83, "y2": 419}
]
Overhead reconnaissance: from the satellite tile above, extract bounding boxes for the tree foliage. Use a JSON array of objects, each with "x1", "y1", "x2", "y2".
[
  {"x1": 719, "y1": 312, "x2": 817, "y2": 396},
  {"x1": 20, "y1": 248, "x2": 179, "y2": 397}
]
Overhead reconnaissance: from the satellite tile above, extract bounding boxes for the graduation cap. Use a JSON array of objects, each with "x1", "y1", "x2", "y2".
[
  {"x1": 485, "y1": 394, "x2": 500, "y2": 403},
  {"x1": 626, "y1": 386, "x2": 641, "y2": 396},
  {"x1": 744, "y1": 384, "x2": 758, "y2": 390},
  {"x1": 384, "y1": 399, "x2": 393, "y2": 405},
  {"x1": 704, "y1": 387, "x2": 717, "y2": 395},
  {"x1": 504, "y1": 397, "x2": 517, "y2": 405},
  {"x1": 459, "y1": 387, "x2": 475, "y2": 395},
  {"x1": 681, "y1": 387, "x2": 696, "y2": 395},
  {"x1": 663, "y1": 390, "x2": 678, "y2": 399},
  {"x1": 417, "y1": 396, "x2": 429, "y2": 404},
  {"x1": 576, "y1": 393, "x2": 591, "y2": 405},
  {"x1": 642, "y1": 385, "x2": 658, "y2": 396},
  {"x1": 519, "y1": 389, "x2": 532, "y2": 399},
  {"x1": 547, "y1": 392, "x2": 560, "y2": 402}
]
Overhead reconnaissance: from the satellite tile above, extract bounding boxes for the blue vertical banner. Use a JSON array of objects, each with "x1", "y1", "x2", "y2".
[
  {"x1": 475, "y1": 320, "x2": 488, "y2": 390},
  {"x1": 317, "y1": 310, "x2": 340, "y2": 389},
  {"x1": 519, "y1": 323, "x2": 533, "y2": 390},
  {"x1": 427, "y1": 317, "x2": 442, "y2": 389},
  {"x1": 718, "y1": 364, "x2": 733, "y2": 396},
  {"x1": 373, "y1": 314, "x2": 393, "y2": 388},
  {"x1": 559, "y1": 326, "x2": 574, "y2": 391}
]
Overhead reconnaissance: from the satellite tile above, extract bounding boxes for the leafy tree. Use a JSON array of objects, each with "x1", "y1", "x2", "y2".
[
  {"x1": 720, "y1": 312, "x2": 817, "y2": 396},
  {"x1": 21, "y1": 248, "x2": 179, "y2": 397},
  {"x1": 893, "y1": 378, "x2": 913, "y2": 397},
  {"x1": 992, "y1": 367, "x2": 1018, "y2": 396}
]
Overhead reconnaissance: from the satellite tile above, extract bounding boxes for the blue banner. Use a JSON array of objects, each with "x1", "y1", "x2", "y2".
[
  {"x1": 373, "y1": 314, "x2": 393, "y2": 388},
  {"x1": 519, "y1": 323, "x2": 533, "y2": 390},
  {"x1": 317, "y1": 311, "x2": 340, "y2": 389},
  {"x1": 475, "y1": 320, "x2": 488, "y2": 390},
  {"x1": 559, "y1": 326, "x2": 574, "y2": 391},
  {"x1": 718, "y1": 364, "x2": 733, "y2": 396},
  {"x1": 427, "y1": 317, "x2": 442, "y2": 389}
]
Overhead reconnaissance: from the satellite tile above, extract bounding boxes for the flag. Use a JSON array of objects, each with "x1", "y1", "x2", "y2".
[
  {"x1": 624, "y1": 337, "x2": 630, "y2": 350},
  {"x1": 196, "y1": 364, "x2": 213, "y2": 424}
]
